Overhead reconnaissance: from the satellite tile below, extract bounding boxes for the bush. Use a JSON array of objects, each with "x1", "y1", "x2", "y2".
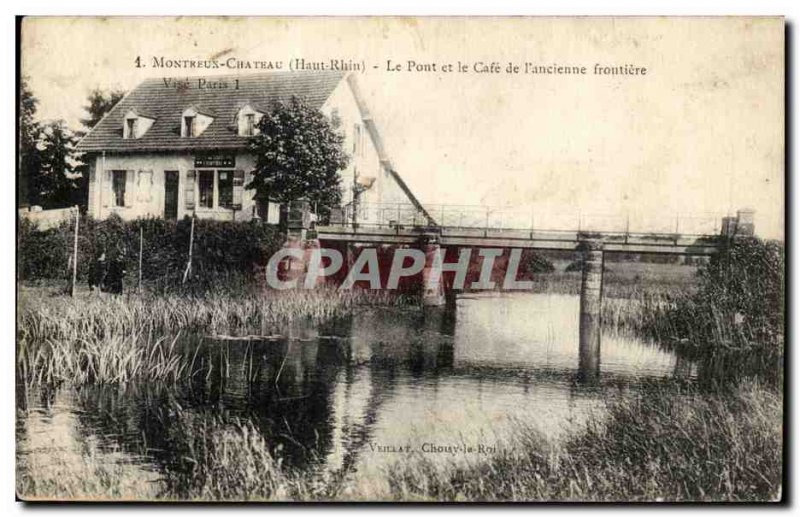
[
  {"x1": 17, "y1": 215, "x2": 284, "y2": 288},
  {"x1": 647, "y1": 237, "x2": 784, "y2": 386},
  {"x1": 18, "y1": 218, "x2": 72, "y2": 282},
  {"x1": 522, "y1": 250, "x2": 555, "y2": 274}
]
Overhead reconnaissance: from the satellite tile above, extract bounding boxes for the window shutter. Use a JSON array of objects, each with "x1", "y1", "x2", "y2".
[
  {"x1": 102, "y1": 170, "x2": 112, "y2": 208},
  {"x1": 185, "y1": 170, "x2": 196, "y2": 210},
  {"x1": 137, "y1": 170, "x2": 154, "y2": 202},
  {"x1": 125, "y1": 170, "x2": 135, "y2": 207},
  {"x1": 232, "y1": 169, "x2": 245, "y2": 210}
]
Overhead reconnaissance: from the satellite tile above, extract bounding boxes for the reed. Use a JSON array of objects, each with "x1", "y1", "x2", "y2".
[
  {"x1": 380, "y1": 381, "x2": 782, "y2": 502},
  {"x1": 18, "y1": 286, "x2": 414, "y2": 387}
]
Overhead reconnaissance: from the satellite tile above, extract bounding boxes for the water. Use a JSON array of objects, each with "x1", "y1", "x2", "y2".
[{"x1": 17, "y1": 292, "x2": 696, "y2": 496}]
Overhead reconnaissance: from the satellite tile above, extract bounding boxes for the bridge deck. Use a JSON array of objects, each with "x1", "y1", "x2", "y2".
[{"x1": 315, "y1": 225, "x2": 722, "y2": 255}]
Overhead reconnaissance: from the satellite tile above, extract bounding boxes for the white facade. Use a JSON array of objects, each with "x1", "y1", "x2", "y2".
[{"x1": 87, "y1": 152, "x2": 265, "y2": 222}]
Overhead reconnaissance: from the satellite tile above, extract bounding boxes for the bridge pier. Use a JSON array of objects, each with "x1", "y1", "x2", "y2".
[
  {"x1": 278, "y1": 200, "x2": 320, "y2": 287},
  {"x1": 420, "y1": 233, "x2": 446, "y2": 307},
  {"x1": 578, "y1": 239, "x2": 604, "y2": 383}
]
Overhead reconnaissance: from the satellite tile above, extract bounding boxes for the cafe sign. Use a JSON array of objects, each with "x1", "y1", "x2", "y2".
[{"x1": 194, "y1": 153, "x2": 236, "y2": 168}]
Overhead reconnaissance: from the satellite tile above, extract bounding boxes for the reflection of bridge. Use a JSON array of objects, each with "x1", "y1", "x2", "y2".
[{"x1": 286, "y1": 201, "x2": 755, "y2": 382}]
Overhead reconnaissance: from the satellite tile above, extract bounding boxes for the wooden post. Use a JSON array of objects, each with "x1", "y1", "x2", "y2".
[
  {"x1": 69, "y1": 206, "x2": 79, "y2": 297},
  {"x1": 138, "y1": 225, "x2": 144, "y2": 291},
  {"x1": 182, "y1": 214, "x2": 195, "y2": 285},
  {"x1": 578, "y1": 239, "x2": 603, "y2": 383}
]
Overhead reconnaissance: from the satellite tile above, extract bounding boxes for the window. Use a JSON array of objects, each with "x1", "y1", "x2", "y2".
[
  {"x1": 125, "y1": 118, "x2": 137, "y2": 139},
  {"x1": 198, "y1": 170, "x2": 214, "y2": 208},
  {"x1": 237, "y1": 106, "x2": 262, "y2": 136},
  {"x1": 112, "y1": 170, "x2": 126, "y2": 207},
  {"x1": 218, "y1": 170, "x2": 234, "y2": 208},
  {"x1": 184, "y1": 116, "x2": 196, "y2": 137},
  {"x1": 244, "y1": 114, "x2": 255, "y2": 136},
  {"x1": 122, "y1": 110, "x2": 154, "y2": 139}
]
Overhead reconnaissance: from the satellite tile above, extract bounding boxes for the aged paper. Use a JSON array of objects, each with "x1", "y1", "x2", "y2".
[{"x1": 17, "y1": 16, "x2": 784, "y2": 503}]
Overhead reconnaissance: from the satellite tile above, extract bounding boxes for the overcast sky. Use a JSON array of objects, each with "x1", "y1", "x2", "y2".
[{"x1": 21, "y1": 17, "x2": 784, "y2": 239}]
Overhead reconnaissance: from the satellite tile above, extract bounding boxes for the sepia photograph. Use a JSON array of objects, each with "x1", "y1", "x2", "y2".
[{"x1": 15, "y1": 16, "x2": 785, "y2": 503}]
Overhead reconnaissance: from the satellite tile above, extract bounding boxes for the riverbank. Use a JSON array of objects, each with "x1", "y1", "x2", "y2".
[{"x1": 17, "y1": 380, "x2": 781, "y2": 502}]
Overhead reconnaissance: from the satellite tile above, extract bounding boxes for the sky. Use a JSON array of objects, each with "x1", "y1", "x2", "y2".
[{"x1": 21, "y1": 16, "x2": 785, "y2": 239}]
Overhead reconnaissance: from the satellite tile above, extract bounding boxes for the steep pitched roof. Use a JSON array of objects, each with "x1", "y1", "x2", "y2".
[{"x1": 76, "y1": 71, "x2": 345, "y2": 152}]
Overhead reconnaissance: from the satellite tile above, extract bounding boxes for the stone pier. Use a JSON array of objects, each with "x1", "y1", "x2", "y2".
[
  {"x1": 279, "y1": 200, "x2": 319, "y2": 286},
  {"x1": 420, "y1": 232, "x2": 446, "y2": 307},
  {"x1": 578, "y1": 239, "x2": 604, "y2": 383}
]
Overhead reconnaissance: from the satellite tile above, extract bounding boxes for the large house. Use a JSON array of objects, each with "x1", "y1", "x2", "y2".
[{"x1": 76, "y1": 71, "x2": 430, "y2": 225}]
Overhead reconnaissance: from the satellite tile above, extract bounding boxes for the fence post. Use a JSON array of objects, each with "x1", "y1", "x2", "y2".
[
  {"x1": 625, "y1": 214, "x2": 630, "y2": 243},
  {"x1": 138, "y1": 225, "x2": 144, "y2": 291},
  {"x1": 182, "y1": 214, "x2": 195, "y2": 285},
  {"x1": 69, "y1": 206, "x2": 79, "y2": 297}
]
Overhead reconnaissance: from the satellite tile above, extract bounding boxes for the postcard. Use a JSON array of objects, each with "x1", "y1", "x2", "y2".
[{"x1": 16, "y1": 16, "x2": 785, "y2": 502}]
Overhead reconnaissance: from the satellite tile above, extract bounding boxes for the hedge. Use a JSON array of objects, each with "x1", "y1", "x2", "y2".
[{"x1": 18, "y1": 214, "x2": 284, "y2": 288}]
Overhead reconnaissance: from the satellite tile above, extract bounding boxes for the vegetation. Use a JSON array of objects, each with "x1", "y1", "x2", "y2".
[
  {"x1": 522, "y1": 250, "x2": 555, "y2": 274},
  {"x1": 383, "y1": 382, "x2": 781, "y2": 502},
  {"x1": 247, "y1": 95, "x2": 349, "y2": 216},
  {"x1": 642, "y1": 238, "x2": 784, "y2": 387},
  {"x1": 17, "y1": 284, "x2": 414, "y2": 387},
  {"x1": 78, "y1": 88, "x2": 126, "y2": 134},
  {"x1": 18, "y1": 215, "x2": 284, "y2": 288},
  {"x1": 19, "y1": 80, "x2": 123, "y2": 210}
]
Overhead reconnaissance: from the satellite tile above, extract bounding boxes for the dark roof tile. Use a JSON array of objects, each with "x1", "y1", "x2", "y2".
[{"x1": 77, "y1": 71, "x2": 345, "y2": 152}]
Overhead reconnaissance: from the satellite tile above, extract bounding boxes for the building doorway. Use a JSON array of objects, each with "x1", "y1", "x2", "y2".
[{"x1": 164, "y1": 171, "x2": 179, "y2": 220}]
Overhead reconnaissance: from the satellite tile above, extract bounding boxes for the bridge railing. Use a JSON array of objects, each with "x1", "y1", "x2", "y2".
[{"x1": 336, "y1": 203, "x2": 726, "y2": 237}]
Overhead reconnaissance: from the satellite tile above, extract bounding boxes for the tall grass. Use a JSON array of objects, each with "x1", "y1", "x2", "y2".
[
  {"x1": 381, "y1": 381, "x2": 782, "y2": 502},
  {"x1": 18, "y1": 286, "x2": 414, "y2": 387}
]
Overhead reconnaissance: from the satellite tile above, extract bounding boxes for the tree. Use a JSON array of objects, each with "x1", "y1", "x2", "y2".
[
  {"x1": 72, "y1": 88, "x2": 126, "y2": 209},
  {"x1": 19, "y1": 76, "x2": 39, "y2": 207},
  {"x1": 30, "y1": 121, "x2": 83, "y2": 208},
  {"x1": 79, "y1": 88, "x2": 126, "y2": 135},
  {"x1": 246, "y1": 96, "x2": 349, "y2": 216}
]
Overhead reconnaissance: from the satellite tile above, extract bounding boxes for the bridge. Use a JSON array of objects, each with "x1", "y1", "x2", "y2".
[
  {"x1": 282, "y1": 202, "x2": 755, "y2": 382},
  {"x1": 315, "y1": 202, "x2": 749, "y2": 256}
]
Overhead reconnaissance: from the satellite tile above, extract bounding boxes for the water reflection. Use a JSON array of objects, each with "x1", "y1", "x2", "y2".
[{"x1": 18, "y1": 292, "x2": 697, "y2": 489}]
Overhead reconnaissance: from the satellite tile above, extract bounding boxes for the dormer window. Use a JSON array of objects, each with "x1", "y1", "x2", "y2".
[
  {"x1": 182, "y1": 107, "x2": 213, "y2": 138},
  {"x1": 237, "y1": 105, "x2": 263, "y2": 137},
  {"x1": 184, "y1": 115, "x2": 196, "y2": 137},
  {"x1": 125, "y1": 118, "x2": 137, "y2": 138},
  {"x1": 244, "y1": 114, "x2": 255, "y2": 136},
  {"x1": 123, "y1": 109, "x2": 154, "y2": 139}
]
